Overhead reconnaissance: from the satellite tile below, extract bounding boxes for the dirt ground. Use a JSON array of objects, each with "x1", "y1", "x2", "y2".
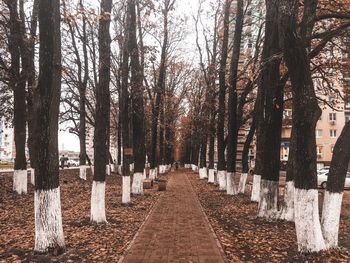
[
  {"x1": 0, "y1": 169, "x2": 166, "y2": 262},
  {"x1": 188, "y1": 171, "x2": 350, "y2": 263}
]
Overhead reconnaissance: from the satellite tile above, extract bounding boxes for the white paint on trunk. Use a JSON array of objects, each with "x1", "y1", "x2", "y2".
[
  {"x1": 106, "y1": 164, "x2": 111, "y2": 176},
  {"x1": 117, "y1": 165, "x2": 122, "y2": 175},
  {"x1": 279, "y1": 181, "x2": 295, "y2": 222},
  {"x1": 34, "y1": 187, "x2": 65, "y2": 252},
  {"x1": 208, "y1": 169, "x2": 215, "y2": 184},
  {"x1": 90, "y1": 181, "x2": 107, "y2": 224},
  {"x1": 199, "y1": 168, "x2": 208, "y2": 179},
  {"x1": 238, "y1": 173, "x2": 248, "y2": 194},
  {"x1": 143, "y1": 169, "x2": 147, "y2": 180},
  {"x1": 149, "y1": 169, "x2": 156, "y2": 180},
  {"x1": 122, "y1": 176, "x2": 131, "y2": 204},
  {"x1": 257, "y1": 179, "x2": 279, "y2": 219},
  {"x1": 30, "y1": 168, "x2": 35, "y2": 185},
  {"x1": 251, "y1": 174, "x2": 261, "y2": 202},
  {"x1": 13, "y1": 170, "x2": 27, "y2": 194},
  {"x1": 226, "y1": 172, "x2": 237, "y2": 195},
  {"x1": 218, "y1": 170, "x2": 226, "y2": 191},
  {"x1": 294, "y1": 188, "x2": 326, "y2": 252},
  {"x1": 79, "y1": 165, "x2": 87, "y2": 180},
  {"x1": 321, "y1": 191, "x2": 343, "y2": 249},
  {"x1": 129, "y1": 163, "x2": 134, "y2": 173},
  {"x1": 91, "y1": 166, "x2": 94, "y2": 176},
  {"x1": 132, "y1": 172, "x2": 144, "y2": 195},
  {"x1": 159, "y1": 165, "x2": 166, "y2": 174},
  {"x1": 111, "y1": 164, "x2": 115, "y2": 173}
]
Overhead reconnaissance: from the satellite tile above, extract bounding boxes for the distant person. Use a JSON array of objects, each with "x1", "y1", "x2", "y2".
[{"x1": 60, "y1": 155, "x2": 65, "y2": 169}]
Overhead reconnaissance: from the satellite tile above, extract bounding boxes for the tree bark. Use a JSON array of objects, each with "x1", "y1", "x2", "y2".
[
  {"x1": 258, "y1": 0, "x2": 283, "y2": 219},
  {"x1": 129, "y1": 0, "x2": 145, "y2": 195},
  {"x1": 226, "y1": 0, "x2": 244, "y2": 195},
  {"x1": 279, "y1": 0, "x2": 325, "y2": 252},
  {"x1": 216, "y1": 0, "x2": 231, "y2": 190},
  {"x1": 321, "y1": 121, "x2": 350, "y2": 248},
  {"x1": 33, "y1": 0, "x2": 65, "y2": 253},
  {"x1": 91, "y1": 0, "x2": 112, "y2": 223},
  {"x1": 7, "y1": 0, "x2": 27, "y2": 194}
]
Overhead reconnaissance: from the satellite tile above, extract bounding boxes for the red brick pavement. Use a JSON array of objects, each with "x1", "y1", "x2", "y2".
[{"x1": 121, "y1": 171, "x2": 227, "y2": 263}]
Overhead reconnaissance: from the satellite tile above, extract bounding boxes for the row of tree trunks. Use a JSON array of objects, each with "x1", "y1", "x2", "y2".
[
  {"x1": 91, "y1": 0, "x2": 112, "y2": 223},
  {"x1": 149, "y1": 0, "x2": 173, "y2": 179}
]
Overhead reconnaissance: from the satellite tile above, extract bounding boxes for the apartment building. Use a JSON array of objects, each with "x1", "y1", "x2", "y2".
[{"x1": 0, "y1": 117, "x2": 14, "y2": 161}]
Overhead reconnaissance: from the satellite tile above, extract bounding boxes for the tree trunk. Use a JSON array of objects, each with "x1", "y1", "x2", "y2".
[
  {"x1": 33, "y1": 0, "x2": 65, "y2": 253},
  {"x1": 7, "y1": 0, "x2": 27, "y2": 194},
  {"x1": 79, "y1": 5, "x2": 89, "y2": 180},
  {"x1": 279, "y1": 126, "x2": 295, "y2": 221},
  {"x1": 129, "y1": 0, "x2": 145, "y2": 195},
  {"x1": 240, "y1": 120, "x2": 255, "y2": 194},
  {"x1": 121, "y1": 4, "x2": 132, "y2": 203},
  {"x1": 217, "y1": 0, "x2": 231, "y2": 190},
  {"x1": 149, "y1": 2, "x2": 169, "y2": 178},
  {"x1": 226, "y1": 0, "x2": 244, "y2": 195},
  {"x1": 27, "y1": 0, "x2": 39, "y2": 175},
  {"x1": 91, "y1": 0, "x2": 112, "y2": 223},
  {"x1": 279, "y1": 0, "x2": 325, "y2": 252},
  {"x1": 321, "y1": 122, "x2": 350, "y2": 248},
  {"x1": 258, "y1": 0, "x2": 283, "y2": 219}
]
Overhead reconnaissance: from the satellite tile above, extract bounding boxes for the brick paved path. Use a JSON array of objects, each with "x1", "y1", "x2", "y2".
[{"x1": 121, "y1": 171, "x2": 226, "y2": 263}]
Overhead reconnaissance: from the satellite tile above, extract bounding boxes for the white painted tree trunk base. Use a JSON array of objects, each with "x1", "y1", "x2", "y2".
[
  {"x1": 321, "y1": 191, "x2": 343, "y2": 249},
  {"x1": 79, "y1": 165, "x2": 87, "y2": 180},
  {"x1": 149, "y1": 169, "x2": 156, "y2": 180},
  {"x1": 111, "y1": 164, "x2": 115, "y2": 173},
  {"x1": 218, "y1": 170, "x2": 226, "y2": 191},
  {"x1": 226, "y1": 172, "x2": 237, "y2": 195},
  {"x1": 159, "y1": 165, "x2": 166, "y2": 174},
  {"x1": 279, "y1": 181, "x2": 295, "y2": 222},
  {"x1": 238, "y1": 173, "x2": 248, "y2": 194},
  {"x1": 199, "y1": 168, "x2": 208, "y2": 179},
  {"x1": 294, "y1": 188, "x2": 326, "y2": 252},
  {"x1": 34, "y1": 187, "x2": 65, "y2": 253},
  {"x1": 30, "y1": 168, "x2": 35, "y2": 185},
  {"x1": 122, "y1": 176, "x2": 131, "y2": 204},
  {"x1": 91, "y1": 166, "x2": 94, "y2": 176},
  {"x1": 251, "y1": 174, "x2": 261, "y2": 202},
  {"x1": 143, "y1": 169, "x2": 147, "y2": 180},
  {"x1": 132, "y1": 172, "x2": 144, "y2": 195},
  {"x1": 258, "y1": 179, "x2": 279, "y2": 219},
  {"x1": 90, "y1": 181, "x2": 107, "y2": 224},
  {"x1": 208, "y1": 169, "x2": 215, "y2": 184},
  {"x1": 106, "y1": 165, "x2": 111, "y2": 176},
  {"x1": 13, "y1": 170, "x2": 27, "y2": 194},
  {"x1": 117, "y1": 165, "x2": 122, "y2": 175},
  {"x1": 129, "y1": 163, "x2": 134, "y2": 173}
]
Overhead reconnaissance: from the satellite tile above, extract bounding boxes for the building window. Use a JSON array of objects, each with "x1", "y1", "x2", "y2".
[
  {"x1": 329, "y1": 113, "x2": 336, "y2": 121},
  {"x1": 317, "y1": 146, "x2": 323, "y2": 159},
  {"x1": 316, "y1": 129, "x2": 323, "y2": 138},
  {"x1": 330, "y1": 129, "x2": 337, "y2": 138}
]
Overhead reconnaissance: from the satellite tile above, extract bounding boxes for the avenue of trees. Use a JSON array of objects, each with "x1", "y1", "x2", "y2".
[{"x1": 0, "y1": 0, "x2": 349, "y2": 255}]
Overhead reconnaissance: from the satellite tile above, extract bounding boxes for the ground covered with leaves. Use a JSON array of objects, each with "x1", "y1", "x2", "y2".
[
  {"x1": 0, "y1": 168, "x2": 166, "y2": 262},
  {"x1": 188, "y1": 171, "x2": 350, "y2": 263}
]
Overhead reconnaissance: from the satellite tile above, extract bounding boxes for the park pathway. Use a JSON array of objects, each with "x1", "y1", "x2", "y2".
[{"x1": 121, "y1": 170, "x2": 227, "y2": 263}]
